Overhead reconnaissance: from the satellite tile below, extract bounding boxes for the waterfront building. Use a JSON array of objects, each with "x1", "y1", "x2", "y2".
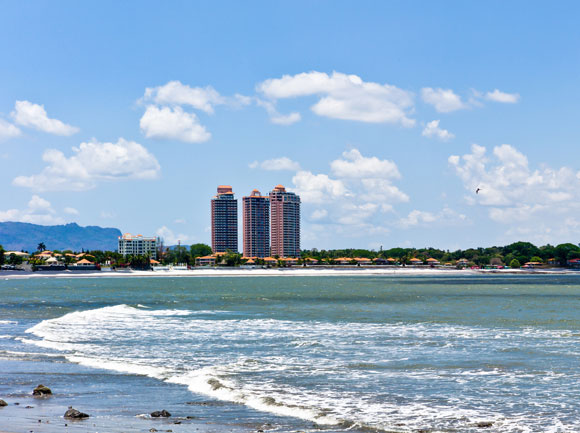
[
  {"x1": 211, "y1": 185, "x2": 238, "y2": 253},
  {"x1": 269, "y1": 185, "x2": 300, "y2": 258},
  {"x1": 118, "y1": 233, "x2": 158, "y2": 259},
  {"x1": 242, "y1": 189, "x2": 270, "y2": 258}
]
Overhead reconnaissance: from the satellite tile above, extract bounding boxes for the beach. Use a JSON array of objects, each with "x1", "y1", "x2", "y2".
[
  {"x1": 0, "y1": 266, "x2": 573, "y2": 280},
  {"x1": 2, "y1": 273, "x2": 580, "y2": 433}
]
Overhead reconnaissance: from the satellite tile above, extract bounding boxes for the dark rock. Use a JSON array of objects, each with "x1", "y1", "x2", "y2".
[
  {"x1": 14, "y1": 402, "x2": 20, "y2": 405},
  {"x1": 0, "y1": 399, "x2": 7, "y2": 407},
  {"x1": 32, "y1": 384, "x2": 52, "y2": 396},
  {"x1": 476, "y1": 421, "x2": 494, "y2": 428},
  {"x1": 64, "y1": 407, "x2": 90, "y2": 419},
  {"x1": 25, "y1": 405, "x2": 34, "y2": 409},
  {"x1": 173, "y1": 421, "x2": 181, "y2": 424},
  {"x1": 151, "y1": 410, "x2": 171, "y2": 418},
  {"x1": 149, "y1": 429, "x2": 158, "y2": 432}
]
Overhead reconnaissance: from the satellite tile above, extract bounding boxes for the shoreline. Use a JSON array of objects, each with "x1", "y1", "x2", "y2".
[{"x1": 0, "y1": 266, "x2": 577, "y2": 279}]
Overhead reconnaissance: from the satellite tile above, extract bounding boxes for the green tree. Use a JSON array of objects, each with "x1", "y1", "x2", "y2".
[
  {"x1": 190, "y1": 243, "x2": 212, "y2": 258},
  {"x1": 37, "y1": 242, "x2": 46, "y2": 252},
  {"x1": 0, "y1": 244, "x2": 5, "y2": 266},
  {"x1": 530, "y1": 256, "x2": 543, "y2": 263},
  {"x1": 509, "y1": 259, "x2": 521, "y2": 268}
]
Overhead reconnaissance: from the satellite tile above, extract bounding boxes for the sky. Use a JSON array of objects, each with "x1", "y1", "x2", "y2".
[{"x1": 1, "y1": 0, "x2": 580, "y2": 250}]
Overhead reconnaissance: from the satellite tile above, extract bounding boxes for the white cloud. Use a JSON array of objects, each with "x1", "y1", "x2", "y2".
[
  {"x1": 292, "y1": 170, "x2": 348, "y2": 203},
  {"x1": 142, "y1": 81, "x2": 225, "y2": 114},
  {"x1": 0, "y1": 119, "x2": 21, "y2": 140},
  {"x1": 450, "y1": 143, "x2": 580, "y2": 240},
  {"x1": 249, "y1": 157, "x2": 300, "y2": 171},
  {"x1": 398, "y1": 207, "x2": 467, "y2": 228},
  {"x1": 0, "y1": 195, "x2": 65, "y2": 225},
  {"x1": 64, "y1": 207, "x2": 79, "y2": 215},
  {"x1": 140, "y1": 105, "x2": 211, "y2": 143},
  {"x1": 331, "y1": 149, "x2": 400, "y2": 179},
  {"x1": 291, "y1": 148, "x2": 409, "y2": 241},
  {"x1": 257, "y1": 71, "x2": 415, "y2": 126},
  {"x1": 256, "y1": 99, "x2": 301, "y2": 125},
  {"x1": 484, "y1": 89, "x2": 520, "y2": 103},
  {"x1": 310, "y1": 209, "x2": 328, "y2": 221},
  {"x1": 421, "y1": 88, "x2": 466, "y2": 113},
  {"x1": 271, "y1": 111, "x2": 301, "y2": 125},
  {"x1": 422, "y1": 120, "x2": 455, "y2": 141},
  {"x1": 11, "y1": 100, "x2": 79, "y2": 136},
  {"x1": 156, "y1": 226, "x2": 190, "y2": 245},
  {"x1": 13, "y1": 138, "x2": 160, "y2": 191}
]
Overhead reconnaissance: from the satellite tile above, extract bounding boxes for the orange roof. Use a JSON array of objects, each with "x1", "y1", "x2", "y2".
[
  {"x1": 150, "y1": 259, "x2": 160, "y2": 264},
  {"x1": 387, "y1": 258, "x2": 396, "y2": 261},
  {"x1": 426, "y1": 258, "x2": 439, "y2": 262},
  {"x1": 409, "y1": 258, "x2": 422, "y2": 262},
  {"x1": 263, "y1": 257, "x2": 277, "y2": 261},
  {"x1": 245, "y1": 259, "x2": 256, "y2": 264},
  {"x1": 197, "y1": 255, "x2": 216, "y2": 260},
  {"x1": 76, "y1": 258, "x2": 94, "y2": 264}
]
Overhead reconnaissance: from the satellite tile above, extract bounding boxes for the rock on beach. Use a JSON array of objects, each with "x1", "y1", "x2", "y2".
[
  {"x1": 32, "y1": 384, "x2": 52, "y2": 396},
  {"x1": 150, "y1": 409, "x2": 171, "y2": 417},
  {"x1": 0, "y1": 399, "x2": 8, "y2": 406},
  {"x1": 64, "y1": 407, "x2": 90, "y2": 419}
]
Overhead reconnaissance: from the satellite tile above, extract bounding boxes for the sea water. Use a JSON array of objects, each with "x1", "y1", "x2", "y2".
[{"x1": 1, "y1": 275, "x2": 580, "y2": 432}]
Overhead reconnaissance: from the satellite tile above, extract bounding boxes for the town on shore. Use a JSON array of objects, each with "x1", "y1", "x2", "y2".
[{"x1": 2, "y1": 185, "x2": 580, "y2": 272}]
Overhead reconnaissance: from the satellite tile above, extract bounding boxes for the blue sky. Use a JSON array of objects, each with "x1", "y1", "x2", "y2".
[{"x1": 1, "y1": 1, "x2": 580, "y2": 250}]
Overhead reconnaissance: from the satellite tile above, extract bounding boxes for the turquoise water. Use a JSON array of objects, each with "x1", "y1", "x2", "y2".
[{"x1": 1, "y1": 275, "x2": 580, "y2": 432}]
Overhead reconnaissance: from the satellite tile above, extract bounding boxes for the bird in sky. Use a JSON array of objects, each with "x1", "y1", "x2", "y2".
[{"x1": 476, "y1": 188, "x2": 481, "y2": 194}]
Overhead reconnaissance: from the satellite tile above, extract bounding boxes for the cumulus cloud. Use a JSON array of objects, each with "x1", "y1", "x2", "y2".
[
  {"x1": 330, "y1": 149, "x2": 400, "y2": 179},
  {"x1": 484, "y1": 89, "x2": 520, "y2": 103},
  {"x1": 255, "y1": 99, "x2": 301, "y2": 125},
  {"x1": 13, "y1": 138, "x2": 160, "y2": 191},
  {"x1": 257, "y1": 71, "x2": 415, "y2": 126},
  {"x1": 310, "y1": 209, "x2": 328, "y2": 221},
  {"x1": 140, "y1": 105, "x2": 211, "y2": 143},
  {"x1": 292, "y1": 171, "x2": 348, "y2": 203},
  {"x1": 142, "y1": 81, "x2": 225, "y2": 114},
  {"x1": 11, "y1": 100, "x2": 79, "y2": 136},
  {"x1": 63, "y1": 207, "x2": 79, "y2": 215},
  {"x1": 449, "y1": 143, "x2": 580, "y2": 240},
  {"x1": 421, "y1": 88, "x2": 466, "y2": 113},
  {"x1": 422, "y1": 120, "x2": 455, "y2": 141},
  {"x1": 139, "y1": 81, "x2": 251, "y2": 143},
  {"x1": 156, "y1": 225, "x2": 190, "y2": 245},
  {"x1": 249, "y1": 157, "x2": 300, "y2": 171},
  {"x1": 398, "y1": 208, "x2": 467, "y2": 228},
  {"x1": 0, "y1": 119, "x2": 21, "y2": 140},
  {"x1": 0, "y1": 195, "x2": 66, "y2": 225},
  {"x1": 290, "y1": 148, "x2": 409, "y2": 239}
]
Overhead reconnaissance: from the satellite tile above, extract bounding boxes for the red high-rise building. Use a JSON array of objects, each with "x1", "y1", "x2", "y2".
[
  {"x1": 211, "y1": 185, "x2": 238, "y2": 253},
  {"x1": 269, "y1": 185, "x2": 300, "y2": 258},
  {"x1": 242, "y1": 189, "x2": 270, "y2": 258}
]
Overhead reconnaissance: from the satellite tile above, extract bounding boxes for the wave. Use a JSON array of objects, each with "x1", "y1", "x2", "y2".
[{"x1": 21, "y1": 304, "x2": 580, "y2": 432}]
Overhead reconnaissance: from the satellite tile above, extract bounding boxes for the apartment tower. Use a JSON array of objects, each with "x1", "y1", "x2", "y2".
[
  {"x1": 242, "y1": 189, "x2": 270, "y2": 258},
  {"x1": 269, "y1": 185, "x2": 301, "y2": 258},
  {"x1": 211, "y1": 185, "x2": 238, "y2": 253}
]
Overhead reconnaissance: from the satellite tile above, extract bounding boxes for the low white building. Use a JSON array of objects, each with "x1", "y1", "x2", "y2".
[{"x1": 118, "y1": 233, "x2": 158, "y2": 259}]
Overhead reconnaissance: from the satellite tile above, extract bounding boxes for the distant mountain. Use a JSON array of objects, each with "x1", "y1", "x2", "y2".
[{"x1": 0, "y1": 222, "x2": 122, "y2": 252}]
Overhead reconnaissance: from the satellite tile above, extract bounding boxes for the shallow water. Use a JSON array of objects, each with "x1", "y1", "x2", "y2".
[{"x1": 1, "y1": 275, "x2": 580, "y2": 432}]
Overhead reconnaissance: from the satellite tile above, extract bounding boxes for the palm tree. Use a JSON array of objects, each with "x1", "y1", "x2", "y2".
[{"x1": 37, "y1": 242, "x2": 46, "y2": 252}]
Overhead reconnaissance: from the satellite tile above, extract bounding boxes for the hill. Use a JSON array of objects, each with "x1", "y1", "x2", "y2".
[{"x1": 0, "y1": 222, "x2": 122, "y2": 252}]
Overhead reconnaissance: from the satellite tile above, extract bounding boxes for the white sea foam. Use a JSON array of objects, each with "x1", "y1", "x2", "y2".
[
  {"x1": 21, "y1": 304, "x2": 580, "y2": 433},
  {"x1": 0, "y1": 320, "x2": 17, "y2": 324}
]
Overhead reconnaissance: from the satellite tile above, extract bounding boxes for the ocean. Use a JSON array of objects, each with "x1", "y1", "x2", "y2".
[{"x1": 1, "y1": 274, "x2": 579, "y2": 432}]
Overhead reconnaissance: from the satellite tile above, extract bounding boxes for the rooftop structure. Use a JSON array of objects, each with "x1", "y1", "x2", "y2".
[
  {"x1": 269, "y1": 185, "x2": 300, "y2": 258},
  {"x1": 211, "y1": 185, "x2": 238, "y2": 253},
  {"x1": 243, "y1": 189, "x2": 270, "y2": 258}
]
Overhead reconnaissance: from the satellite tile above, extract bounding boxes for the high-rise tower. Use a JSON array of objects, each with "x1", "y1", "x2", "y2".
[
  {"x1": 211, "y1": 185, "x2": 238, "y2": 253},
  {"x1": 269, "y1": 185, "x2": 300, "y2": 258},
  {"x1": 242, "y1": 189, "x2": 270, "y2": 258}
]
